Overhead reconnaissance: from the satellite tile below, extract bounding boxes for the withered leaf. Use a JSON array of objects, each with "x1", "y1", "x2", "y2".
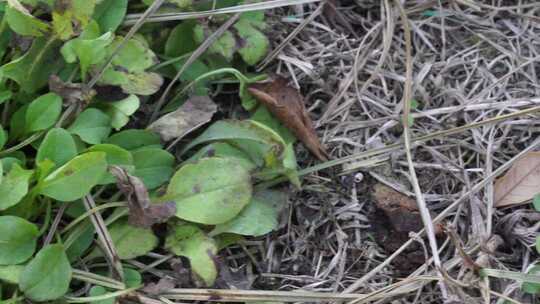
[
  {"x1": 110, "y1": 165, "x2": 176, "y2": 228},
  {"x1": 248, "y1": 76, "x2": 329, "y2": 161},
  {"x1": 373, "y1": 183, "x2": 442, "y2": 235},
  {"x1": 142, "y1": 277, "x2": 176, "y2": 295},
  {"x1": 49, "y1": 75, "x2": 96, "y2": 106},
  {"x1": 494, "y1": 151, "x2": 540, "y2": 207},
  {"x1": 148, "y1": 95, "x2": 217, "y2": 142}
]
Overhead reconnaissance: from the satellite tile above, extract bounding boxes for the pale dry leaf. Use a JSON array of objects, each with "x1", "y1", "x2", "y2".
[
  {"x1": 148, "y1": 95, "x2": 217, "y2": 141},
  {"x1": 49, "y1": 75, "x2": 96, "y2": 106},
  {"x1": 494, "y1": 151, "x2": 540, "y2": 207},
  {"x1": 110, "y1": 165, "x2": 176, "y2": 228},
  {"x1": 248, "y1": 76, "x2": 329, "y2": 161}
]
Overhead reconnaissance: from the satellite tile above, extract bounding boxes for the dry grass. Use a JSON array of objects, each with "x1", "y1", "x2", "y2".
[{"x1": 213, "y1": 0, "x2": 540, "y2": 303}]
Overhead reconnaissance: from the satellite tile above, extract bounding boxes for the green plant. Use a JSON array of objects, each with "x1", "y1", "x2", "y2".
[{"x1": 0, "y1": 0, "x2": 297, "y2": 301}]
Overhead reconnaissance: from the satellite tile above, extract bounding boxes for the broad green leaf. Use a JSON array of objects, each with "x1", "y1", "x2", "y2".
[
  {"x1": 65, "y1": 223, "x2": 94, "y2": 262},
  {"x1": 1, "y1": 37, "x2": 62, "y2": 93},
  {"x1": 123, "y1": 268, "x2": 142, "y2": 287},
  {"x1": 181, "y1": 119, "x2": 286, "y2": 168},
  {"x1": 9, "y1": 105, "x2": 27, "y2": 140},
  {"x1": 0, "y1": 265, "x2": 24, "y2": 284},
  {"x1": 108, "y1": 219, "x2": 158, "y2": 259},
  {"x1": 93, "y1": 0, "x2": 128, "y2": 32},
  {"x1": 86, "y1": 144, "x2": 133, "y2": 184},
  {"x1": 165, "y1": 21, "x2": 198, "y2": 57},
  {"x1": 163, "y1": 157, "x2": 252, "y2": 224},
  {"x1": 1, "y1": 157, "x2": 23, "y2": 174},
  {"x1": 61, "y1": 31, "x2": 114, "y2": 79},
  {"x1": 36, "y1": 128, "x2": 77, "y2": 170},
  {"x1": 108, "y1": 37, "x2": 156, "y2": 73},
  {"x1": 88, "y1": 286, "x2": 115, "y2": 304},
  {"x1": 165, "y1": 223, "x2": 217, "y2": 286},
  {"x1": 234, "y1": 19, "x2": 269, "y2": 65},
  {"x1": 537, "y1": 235, "x2": 540, "y2": 254},
  {"x1": 211, "y1": 190, "x2": 286, "y2": 236},
  {"x1": 40, "y1": 152, "x2": 107, "y2": 202},
  {"x1": 20, "y1": 244, "x2": 72, "y2": 301},
  {"x1": 132, "y1": 147, "x2": 174, "y2": 189},
  {"x1": 25, "y1": 93, "x2": 62, "y2": 132},
  {"x1": 68, "y1": 108, "x2": 112, "y2": 144},
  {"x1": 5, "y1": 2, "x2": 49, "y2": 37},
  {"x1": 193, "y1": 26, "x2": 235, "y2": 61},
  {"x1": 0, "y1": 216, "x2": 39, "y2": 265},
  {"x1": 105, "y1": 129, "x2": 161, "y2": 151},
  {"x1": 98, "y1": 95, "x2": 140, "y2": 130},
  {"x1": 0, "y1": 164, "x2": 33, "y2": 211},
  {"x1": 189, "y1": 142, "x2": 256, "y2": 171}
]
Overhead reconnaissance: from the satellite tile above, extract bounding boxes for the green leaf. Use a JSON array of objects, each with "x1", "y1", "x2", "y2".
[
  {"x1": 251, "y1": 106, "x2": 295, "y2": 144},
  {"x1": 165, "y1": 21, "x2": 198, "y2": 57},
  {"x1": 36, "y1": 128, "x2": 77, "y2": 170},
  {"x1": 1, "y1": 37, "x2": 62, "y2": 93},
  {"x1": 86, "y1": 144, "x2": 133, "y2": 184},
  {"x1": 0, "y1": 124, "x2": 7, "y2": 150},
  {"x1": 61, "y1": 31, "x2": 114, "y2": 79},
  {"x1": 193, "y1": 26, "x2": 235, "y2": 61},
  {"x1": 211, "y1": 190, "x2": 286, "y2": 236},
  {"x1": 105, "y1": 129, "x2": 161, "y2": 151},
  {"x1": 163, "y1": 157, "x2": 252, "y2": 224},
  {"x1": 88, "y1": 286, "x2": 115, "y2": 304},
  {"x1": 234, "y1": 19, "x2": 269, "y2": 65},
  {"x1": 189, "y1": 142, "x2": 256, "y2": 172},
  {"x1": 25, "y1": 93, "x2": 62, "y2": 132},
  {"x1": 40, "y1": 152, "x2": 107, "y2": 202},
  {"x1": 108, "y1": 219, "x2": 158, "y2": 259},
  {"x1": 120, "y1": 72, "x2": 163, "y2": 95},
  {"x1": 181, "y1": 120, "x2": 286, "y2": 168},
  {"x1": 0, "y1": 164, "x2": 33, "y2": 211},
  {"x1": 132, "y1": 147, "x2": 174, "y2": 190},
  {"x1": 537, "y1": 235, "x2": 540, "y2": 254},
  {"x1": 20, "y1": 244, "x2": 72, "y2": 301},
  {"x1": 0, "y1": 265, "x2": 24, "y2": 284},
  {"x1": 93, "y1": 0, "x2": 128, "y2": 32},
  {"x1": 52, "y1": 10, "x2": 73, "y2": 40},
  {"x1": 123, "y1": 268, "x2": 142, "y2": 287},
  {"x1": 523, "y1": 264, "x2": 540, "y2": 294},
  {"x1": 68, "y1": 108, "x2": 112, "y2": 144},
  {"x1": 98, "y1": 95, "x2": 140, "y2": 130},
  {"x1": 5, "y1": 2, "x2": 49, "y2": 37},
  {"x1": 108, "y1": 37, "x2": 156, "y2": 73},
  {"x1": 9, "y1": 105, "x2": 27, "y2": 140},
  {"x1": 0, "y1": 216, "x2": 39, "y2": 265},
  {"x1": 65, "y1": 223, "x2": 94, "y2": 262},
  {"x1": 165, "y1": 223, "x2": 217, "y2": 286}
]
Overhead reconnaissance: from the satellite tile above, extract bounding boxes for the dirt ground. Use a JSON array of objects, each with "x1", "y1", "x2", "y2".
[{"x1": 221, "y1": 1, "x2": 540, "y2": 303}]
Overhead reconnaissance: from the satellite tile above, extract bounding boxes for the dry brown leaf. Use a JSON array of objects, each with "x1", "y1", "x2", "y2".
[
  {"x1": 49, "y1": 75, "x2": 96, "y2": 105},
  {"x1": 148, "y1": 95, "x2": 217, "y2": 141},
  {"x1": 373, "y1": 183, "x2": 443, "y2": 235},
  {"x1": 247, "y1": 76, "x2": 329, "y2": 161},
  {"x1": 110, "y1": 166, "x2": 176, "y2": 228},
  {"x1": 494, "y1": 151, "x2": 540, "y2": 207}
]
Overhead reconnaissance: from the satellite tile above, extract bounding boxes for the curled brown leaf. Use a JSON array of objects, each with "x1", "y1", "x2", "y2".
[
  {"x1": 110, "y1": 166, "x2": 176, "y2": 228},
  {"x1": 49, "y1": 75, "x2": 95, "y2": 106},
  {"x1": 248, "y1": 76, "x2": 329, "y2": 161},
  {"x1": 494, "y1": 151, "x2": 540, "y2": 207}
]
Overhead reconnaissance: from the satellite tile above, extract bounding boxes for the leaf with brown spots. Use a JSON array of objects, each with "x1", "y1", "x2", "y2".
[
  {"x1": 247, "y1": 76, "x2": 329, "y2": 161},
  {"x1": 494, "y1": 151, "x2": 540, "y2": 207},
  {"x1": 110, "y1": 165, "x2": 176, "y2": 228}
]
